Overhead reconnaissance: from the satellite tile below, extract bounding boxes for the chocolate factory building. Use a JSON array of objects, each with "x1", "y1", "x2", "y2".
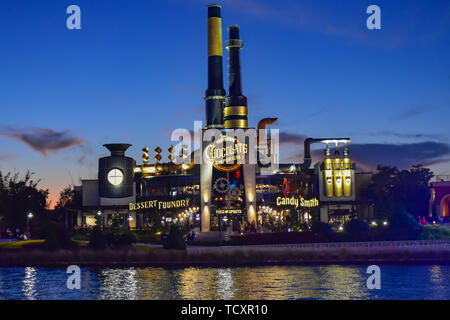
[{"x1": 76, "y1": 5, "x2": 374, "y2": 232}]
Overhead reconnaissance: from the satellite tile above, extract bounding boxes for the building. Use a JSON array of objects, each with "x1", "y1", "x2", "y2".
[
  {"x1": 430, "y1": 177, "x2": 450, "y2": 219},
  {"x1": 76, "y1": 5, "x2": 374, "y2": 232}
]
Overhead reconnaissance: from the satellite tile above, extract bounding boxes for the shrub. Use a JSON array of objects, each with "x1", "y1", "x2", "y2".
[
  {"x1": 100, "y1": 229, "x2": 138, "y2": 248},
  {"x1": 418, "y1": 225, "x2": 450, "y2": 240},
  {"x1": 311, "y1": 222, "x2": 333, "y2": 235},
  {"x1": 345, "y1": 219, "x2": 370, "y2": 234},
  {"x1": 387, "y1": 208, "x2": 421, "y2": 240},
  {"x1": 163, "y1": 225, "x2": 186, "y2": 250},
  {"x1": 39, "y1": 221, "x2": 74, "y2": 251},
  {"x1": 89, "y1": 227, "x2": 107, "y2": 250},
  {"x1": 116, "y1": 231, "x2": 137, "y2": 246}
]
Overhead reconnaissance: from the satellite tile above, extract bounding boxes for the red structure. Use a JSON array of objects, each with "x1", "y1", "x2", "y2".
[{"x1": 430, "y1": 181, "x2": 450, "y2": 218}]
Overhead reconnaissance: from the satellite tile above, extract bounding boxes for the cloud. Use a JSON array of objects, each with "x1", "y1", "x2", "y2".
[
  {"x1": 279, "y1": 132, "x2": 308, "y2": 145},
  {"x1": 312, "y1": 141, "x2": 450, "y2": 171},
  {"x1": 172, "y1": 111, "x2": 185, "y2": 119},
  {"x1": 207, "y1": 0, "x2": 450, "y2": 48},
  {"x1": 74, "y1": 144, "x2": 94, "y2": 166},
  {"x1": 0, "y1": 126, "x2": 85, "y2": 156},
  {"x1": 422, "y1": 157, "x2": 450, "y2": 167},
  {"x1": 368, "y1": 130, "x2": 442, "y2": 140},
  {"x1": 0, "y1": 153, "x2": 15, "y2": 162},
  {"x1": 391, "y1": 105, "x2": 429, "y2": 121},
  {"x1": 280, "y1": 133, "x2": 450, "y2": 171}
]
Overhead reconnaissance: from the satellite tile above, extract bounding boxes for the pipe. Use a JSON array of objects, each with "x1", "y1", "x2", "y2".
[
  {"x1": 257, "y1": 118, "x2": 278, "y2": 131},
  {"x1": 257, "y1": 118, "x2": 278, "y2": 167},
  {"x1": 205, "y1": 4, "x2": 225, "y2": 128},
  {"x1": 299, "y1": 138, "x2": 350, "y2": 170},
  {"x1": 224, "y1": 25, "x2": 248, "y2": 129}
]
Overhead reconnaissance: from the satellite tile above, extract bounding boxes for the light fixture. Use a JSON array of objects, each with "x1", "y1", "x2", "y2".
[
  {"x1": 97, "y1": 210, "x2": 102, "y2": 216},
  {"x1": 27, "y1": 212, "x2": 34, "y2": 219},
  {"x1": 107, "y1": 168, "x2": 124, "y2": 186}
]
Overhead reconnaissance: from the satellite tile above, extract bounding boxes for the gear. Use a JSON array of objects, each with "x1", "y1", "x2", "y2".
[
  {"x1": 214, "y1": 177, "x2": 230, "y2": 193},
  {"x1": 229, "y1": 187, "x2": 241, "y2": 199}
]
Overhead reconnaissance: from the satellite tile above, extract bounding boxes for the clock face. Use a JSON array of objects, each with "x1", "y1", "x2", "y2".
[{"x1": 107, "y1": 168, "x2": 124, "y2": 186}]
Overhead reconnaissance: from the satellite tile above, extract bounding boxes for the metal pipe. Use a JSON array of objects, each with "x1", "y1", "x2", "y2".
[{"x1": 299, "y1": 138, "x2": 350, "y2": 170}]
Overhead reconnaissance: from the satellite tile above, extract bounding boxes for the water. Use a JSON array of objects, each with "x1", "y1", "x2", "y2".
[{"x1": 0, "y1": 265, "x2": 449, "y2": 300}]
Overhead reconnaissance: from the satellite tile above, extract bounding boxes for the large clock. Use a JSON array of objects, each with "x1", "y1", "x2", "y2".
[{"x1": 107, "y1": 168, "x2": 124, "y2": 186}]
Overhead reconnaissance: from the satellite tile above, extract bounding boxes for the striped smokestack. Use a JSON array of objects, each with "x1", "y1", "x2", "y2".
[
  {"x1": 224, "y1": 25, "x2": 248, "y2": 129},
  {"x1": 205, "y1": 4, "x2": 225, "y2": 128}
]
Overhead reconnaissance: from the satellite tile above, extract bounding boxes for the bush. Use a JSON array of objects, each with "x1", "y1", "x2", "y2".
[
  {"x1": 163, "y1": 225, "x2": 186, "y2": 250},
  {"x1": 387, "y1": 208, "x2": 421, "y2": 240},
  {"x1": 311, "y1": 222, "x2": 334, "y2": 235},
  {"x1": 345, "y1": 219, "x2": 370, "y2": 235},
  {"x1": 89, "y1": 227, "x2": 107, "y2": 250},
  {"x1": 39, "y1": 221, "x2": 74, "y2": 251},
  {"x1": 419, "y1": 225, "x2": 450, "y2": 240},
  {"x1": 116, "y1": 231, "x2": 137, "y2": 246},
  {"x1": 133, "y1": 230, "x2": 161, "y2": 243}
]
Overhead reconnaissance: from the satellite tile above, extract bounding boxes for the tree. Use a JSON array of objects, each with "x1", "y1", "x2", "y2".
[
  {"x1": 367, "y1": 165, "x2": 433, "y2": 219},
  {"x1": 0, "y1": 171, "x2": 49, "y2": 229},
  {"x1": 366, "y1": 165, "x2": 399, "y2": 219},
  {"x1": 56, "y1": 186, "x2": 76, "y2": 209},
  {"x1": 54, "y1": 186, "x2": 80, "y2": 228}
]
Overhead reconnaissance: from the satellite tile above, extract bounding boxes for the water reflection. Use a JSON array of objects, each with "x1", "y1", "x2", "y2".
[
  {"x1": 98, "y1": 268, "x2": 137, "y2": 300},
  {"x1": 0, "y1": 265, "x2": 448, "y2": 300},
  {"x1": 217, "y1": 268, "x2": 234, "y2": 300},
  {"x1": 22, "y1": 267, "x2": 36, "y2": 300}
]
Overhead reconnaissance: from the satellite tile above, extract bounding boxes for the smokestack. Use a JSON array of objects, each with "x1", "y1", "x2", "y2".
[
  {"x1": 224, "y1": 25, "x2": 248, "y2": 129},
  {"x1": 103, "y1": 144, "x2": 131, "y2": 157},
  {"x1": 205, "y1": 4, "x2": 225, "y2": 128}
]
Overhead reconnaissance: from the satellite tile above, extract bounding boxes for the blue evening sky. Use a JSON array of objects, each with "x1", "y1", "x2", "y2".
[{"x1": 0, "y1": 0, "x2": 449, "y2": 206}]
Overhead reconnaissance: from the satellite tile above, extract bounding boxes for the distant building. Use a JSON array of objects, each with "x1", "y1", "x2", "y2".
[{"x1": 430, "y1": 178, "x2": 450, "y2": 218}]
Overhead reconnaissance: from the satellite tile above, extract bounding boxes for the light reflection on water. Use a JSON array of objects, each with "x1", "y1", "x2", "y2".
[
  {"x1": 0, "y1": 265, "x2": 448, "y2": 300},
  {"x1": 22, "y1": 267, "x2": 36, "y2": 300}
]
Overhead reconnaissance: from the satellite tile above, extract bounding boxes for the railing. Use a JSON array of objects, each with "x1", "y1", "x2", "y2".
[
  {"x1": 242, "y1": 240, "x2": 450, "y2": 248},
  {"x1": 187, "y1": 240, "x2": 450, "y2": 253}
]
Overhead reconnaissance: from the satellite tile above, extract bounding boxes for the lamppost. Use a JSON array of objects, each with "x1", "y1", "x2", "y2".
[
  {"x1": 128, "y1": 215, "x2": 133, "y2": 230},
  {"x1": 26, "y1": 212, "x2": 33, "y2": 239},
  {"x1": 97, "y1": 210, "x2": 102, "y2": 228}
]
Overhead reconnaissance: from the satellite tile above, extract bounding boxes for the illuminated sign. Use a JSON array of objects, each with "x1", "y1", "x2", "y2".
[
  {"x1": 129, "y1": 199, "x2": 190, "y2": 211},
  {"x1": 206, "y1": 136, "x2": 248, "y2": 171},
  {"x1": 282, "y1": 177, "x2": 289, "y2": 197},
  {"x1": 216, "y1": 209, "x2": 242, "y2": 214},
  {"x1": 276, "y1": 196, "x2": 319, "y2": 208}
]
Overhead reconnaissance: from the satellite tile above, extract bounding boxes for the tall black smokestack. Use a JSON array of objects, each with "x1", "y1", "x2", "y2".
[
  {"x1": 205, "y1": 4, "x2": 225, "y2": 128},
  {"x1": 224, "y1": 25, "x2": 248, "y2": 129}
]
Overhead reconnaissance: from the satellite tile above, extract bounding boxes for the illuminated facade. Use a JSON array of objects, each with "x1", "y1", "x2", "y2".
[{"x1": 76, "y1": 5, "x2": 374, "y2": 232}]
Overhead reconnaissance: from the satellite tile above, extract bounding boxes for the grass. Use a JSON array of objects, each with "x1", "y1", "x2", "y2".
[
  {"x1": 418, "y1": 225, "x2": 450, "y2": 240},
  {"x1": 0, "y1": 240, "x2": 44, "y2": 249}
]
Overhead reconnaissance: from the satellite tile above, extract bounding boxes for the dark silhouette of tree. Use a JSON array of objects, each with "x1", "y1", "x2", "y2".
[
  {"x1": 367, "y1": 165, "x2": 433, "y2": 219},
  {"x1": 0, "y1": 171, "x2": 49, "y2": 229},
  {"x1": 54, "y1": 185, "x2": 81, "y2": 228}
]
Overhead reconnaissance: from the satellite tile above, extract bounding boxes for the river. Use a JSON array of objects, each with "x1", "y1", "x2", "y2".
[{"x1": 0, "y1": 265, "x2": 449, "y2": 299}]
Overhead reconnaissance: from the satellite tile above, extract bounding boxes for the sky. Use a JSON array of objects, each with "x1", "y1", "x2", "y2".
[{"x1": 0, "y1": 0, "x2": 449, "y2": 208}]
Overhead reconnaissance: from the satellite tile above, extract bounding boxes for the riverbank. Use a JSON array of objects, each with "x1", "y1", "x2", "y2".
[{"x1": 0, "y1": 240, "x2": 449, "y2": 267}]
